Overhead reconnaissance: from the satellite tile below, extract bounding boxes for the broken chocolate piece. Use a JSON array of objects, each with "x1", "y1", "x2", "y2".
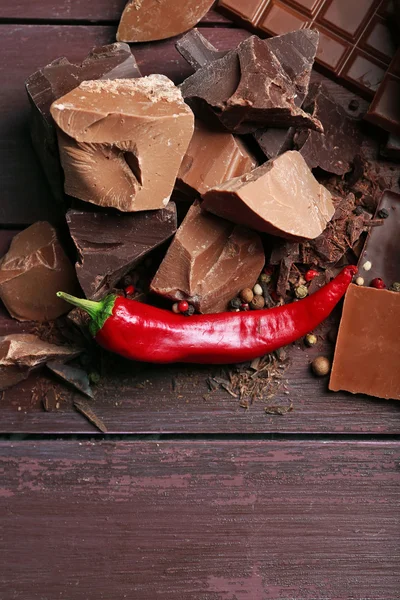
[
  {"x1": 180, "y1": 36, "x2": 323, "y2": 134},
  {"x1": 176, "y1": 28, "x2": 227, "y2": 71},
  {"x1": 47, "y1": 361, "x2": 93, "y2": 398},
  {"x1": 25, "y1": 43, "x2": 141, "y2": 203},
  {"x1": 176, "y1": 29, "x2": 319, "y2": 158},
  {"x1": 381, "y1": 134, "x2": 400, "y2": 161},
  {"x1": 253, "y1": 128, "x2": 295, "y2": 160},
  {"x1": 202, "y1": 151, "x2": 334, "y2": 241},
  {"x1": 329, "y1": 285, "x2": 400, "y2": 401},
  {"x1": 294, "y1": 83, "x2": 361, "y2": 175},
  {"x1": 74, "y1": 399, "x2": 107, "y2": 433},
  {"x1": 51, "y1": 76, "x2": 194, "y2": 212},
  {"x1": 151, "y1": 202, "x2": 265, "y2": 314},
  {"x1": 0, "y1": 222, "x2": 79, "y2": 322},
  {"x1": 176, "y1": 120, "x2": 257, "y2": 198},
  {"x1": 0, "y1": 333, "x2": 82, "y2": 391},
  {"x1": 117, "y1": 0, "x2": 215, "y2": 43},
  {"x1": 357, "y1": 190, "x2": 400, "y2": 289},
  {"x1": 67, "y1": 203, "x2": 177, "y2": 299}
]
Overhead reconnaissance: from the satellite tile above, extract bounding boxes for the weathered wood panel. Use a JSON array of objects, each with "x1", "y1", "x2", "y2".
[{"x1": 0, "y1": 440, "x2": 399, "y2": 599}]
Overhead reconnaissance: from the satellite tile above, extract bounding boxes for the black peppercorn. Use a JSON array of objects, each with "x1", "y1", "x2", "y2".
[
  {"x1": 377, "y1": 208, "x2": 389, "y2": 219},
  {"x1": 230, "y1": 297, "x2": 241, "y2": 309},
  {"x1": 348, "y1": 99, "x2": 359, "y2": 111},
  {"x1": 184, "y1": 305, "x2": 195, "y2": 317}
]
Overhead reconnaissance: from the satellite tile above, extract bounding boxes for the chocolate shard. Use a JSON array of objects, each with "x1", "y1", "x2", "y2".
[
  {"x1": 67, "y1": 203, "x2": 177, "y2": 300},
  {"x1": 202, "y1": 151, "x2": 334, "y2": 241},
  {"x1": 176, "y1": 28, "x2": 227, "y2": 71},
  {"x1": 150, "y1": 202, "x2": 265, "y2": 314},
  {"x1": 357, "y1": 190, "x2": 400, "y2": 289},
  {"x1": 253, "y1": 127, "x2": 295, "y2": 160},
  {"x1": 25, "y1": 43, "x2": 142, "y2": 203},
  {"x1": 51, "y1": 76, "x2": 194, "y2": 212},
  {"x1": 0, "y1": 334, "x2": 82, "y2": 391},
  {"x1": 176, "y1": 120, "x2": 258, "y2": 198},
  {"x1": 180, "y1": 36, "x2": 323, "y2": 134},
  {"x1": 117, "y1": 0, "x2": 215, "y2": 43},
  {"x1": 329, "y1": 285, "x2": 400, "y2": 401},
  {"x1": 293, "y1": 83, "x2": 362, "y2": 175},
  {"x1": 380, "y1": 134, "x2": 400, "y2": 161},
  {"x1": 0, "y1": 222, "x2": 80, "y2": 322},
  {"x1": 47, "y1": 361, "x2": 94, "y2": 398}
]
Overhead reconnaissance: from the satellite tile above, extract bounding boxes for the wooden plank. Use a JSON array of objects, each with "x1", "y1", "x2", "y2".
[
  {"x1": 1, "y1": 317, "x2": 400, "y2": 434},
  {"x1": 0, "y1": 24, "x2": 248, "y2": 225},
  {"x1": 0, "y1": 440, "x2": 399, "y2": 599},
  {"x1": 0, "y1": 1, "x2": 230, "y2": 24}
]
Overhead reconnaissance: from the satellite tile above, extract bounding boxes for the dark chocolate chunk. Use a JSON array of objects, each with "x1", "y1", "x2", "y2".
[
  {"x1": 294, "y1": 83, "x2": 362, "y2": 175},
  {"x1": 357, "y1": 190, "x2": 400, "y2": 289},
  {"x1": 47, "y1": 361, "x2": 93, "y2": 398},
  {"x1": 180, "y1": 35, "x2": 323, "y2": 134},
  {"x1": 67, "y1": 203, "x2": 177, "y2": 300},
  {"x1": 380, "y1": 134, "x2": 400, "y2": 161},
  {"x1": 25, "y1": 43, "x2": 142, "y2": 203},
  {"x1": 175, "y1": 28, "x2": 227, "y2": 71},
  {"x1": 253, "y1": 127, "x2": 295, "y2": 160}
]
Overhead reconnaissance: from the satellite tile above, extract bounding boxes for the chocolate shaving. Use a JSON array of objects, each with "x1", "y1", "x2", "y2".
[{"x1": 73, "y1": 399, "x2": 107, "y2": 433}]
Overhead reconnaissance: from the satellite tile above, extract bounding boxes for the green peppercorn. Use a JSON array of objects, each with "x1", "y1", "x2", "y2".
[
  {"x1": 260, "y1": 273, "x2": 271, "y2": 284},
  {"x1": 295, "y1": 284, "x2": 308, "y2": 299},
  {"x1": 304, "y1": 333, "x2": 318, "y2": 347},
  {"x1": 390, "y1": 282, "x2": 400, "y2": 292},
  {"x1": 89, "y1": 371, "x2": 101, "y2": 385}
]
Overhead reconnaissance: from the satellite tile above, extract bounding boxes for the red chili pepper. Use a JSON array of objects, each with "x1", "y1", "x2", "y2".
[
  {"x1": 305, "y1": 269, "x2": 319, "y2": 282},
  {"x1": 370, "y1": 277, "x2": 386, "y2": 289},
  {"x1": 57, "y1": 266, "x2": 357, "y2": 365}
]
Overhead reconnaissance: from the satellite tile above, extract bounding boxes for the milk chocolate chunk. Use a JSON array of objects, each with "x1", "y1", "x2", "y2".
[
  {"x1": 117, "y1": 0, "x2": 214, "y2": 43},
  {"x1": 294, "y1": 83, "x2": 361, "y2": 176},
  {"x1": 329, "y1": 285, "x2": 400, "y2": 401},
  {"x1": 67, "y1": 203, "x2": 177, "y2": 300},
  {"x1": 180, "y1": 36, "x2": 323, "y2": 134},
  {"x1": 0, "y1": 334, "x2": 82, "y2": 391},
  {"x1": 151, "y1": 203, "x2": 265, "y2": 314},
  {"x1": 202, "y1": 151, "x2": 334, "y2": 241},
  {"x1": 176, "y1": 120, "x2": 257, "y2": 198},
  {"x1": 0, "y1": 222, "x2": 79, "y2": 322},
  {"x1": 51, "y1": 76, "x2": 194, "y2": 212},
  {"x1": 25, "y1": 43, "x2": 142, "y2": 203},
  {"x1": 357, "y1": 191, "x2": 400, "y2": 289}
]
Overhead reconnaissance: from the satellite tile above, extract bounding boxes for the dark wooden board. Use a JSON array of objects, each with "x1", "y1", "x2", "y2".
[
  {"x1": 0, "y1": 440, "x2": 399, "y2": 599},
  {"x1": 0, "y1": 1, "x2": 231, "y2": 24},
  {"x1": 0, "y1": 25, "x2": 247, "y2": 225}
]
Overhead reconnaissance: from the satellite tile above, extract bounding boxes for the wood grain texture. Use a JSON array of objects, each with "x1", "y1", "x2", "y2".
[
  {"x1": 0, "y1": 1, "x2": 230, "y2": 24},
  {"x1": 0, "y1": 440, "x2": 399, "y2": 599},
  {"x1": 0, "y1": 25, "x2": 247, "y2": 225}
]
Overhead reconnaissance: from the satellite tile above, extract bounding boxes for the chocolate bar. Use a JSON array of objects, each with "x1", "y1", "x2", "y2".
[
  {"x1": 365, "y1": 48, "x2": 400, "y2": 136},
  {"x1": 25, "y1": 43, "x2": 142, "y2": 203},
  {"x1": 217, "y1": 0, "x2": 398, "y2": 98},
  {"x1": 357, "y1": 190, "x2": 400, "y2": 289},
  {"x1": 329, "y1": 285, "x2": 400, "y2": 401}
]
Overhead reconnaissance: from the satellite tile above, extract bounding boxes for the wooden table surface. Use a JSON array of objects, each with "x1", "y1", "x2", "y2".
[{"x1": 0, "y1": 2, "x2": 399, "y2": 598}]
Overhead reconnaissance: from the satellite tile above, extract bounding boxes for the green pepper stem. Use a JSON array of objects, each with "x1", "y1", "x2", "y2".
[{"x1": 57, "y1": 292, "x2": 103, "y2": 320}]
